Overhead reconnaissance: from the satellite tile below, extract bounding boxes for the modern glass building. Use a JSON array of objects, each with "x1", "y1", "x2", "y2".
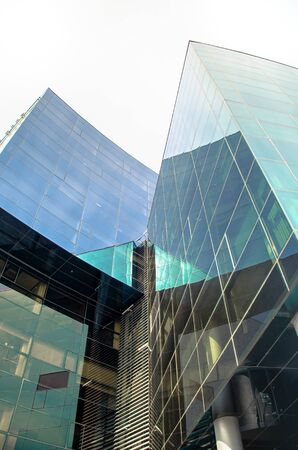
[
  {"x1": 0, "y1": 88, "x2": 157, "y2": 254},
  {"x1": 148, "y1": 42, "x2": 298, "y2": 449},
  {"x1": 0, "y1": 43, "x2": 297, "y2": 450},
  {"x1": 0, "y1": 90, "x2": 156, "y2": 450},
  {"x1": 0, "y1": 208, "x2": 143, "y2": 450}
]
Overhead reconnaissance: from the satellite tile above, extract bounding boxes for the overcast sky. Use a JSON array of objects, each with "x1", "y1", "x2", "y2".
[{"x1": 1, "y1": 0, "x2": 297, "y2": 172}]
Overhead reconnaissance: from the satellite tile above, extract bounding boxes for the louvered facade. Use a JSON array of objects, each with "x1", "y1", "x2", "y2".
[{"x1": 114, "y1": 296, "x2": 150, "y2": 449}]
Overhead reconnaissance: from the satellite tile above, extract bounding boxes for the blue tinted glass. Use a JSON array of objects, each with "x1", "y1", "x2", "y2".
[{"x1": 0, "y1": 89, "x2": 157, "y2": 254}]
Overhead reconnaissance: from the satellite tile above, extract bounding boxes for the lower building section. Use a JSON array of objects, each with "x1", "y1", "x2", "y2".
[
  {"x1": 0, "y1": 269, "x2": 122, "y2": 449},
  {"x1": 148, "y1": 235, "x2": 298, "y2": 449},
  {"x1": 0, "y1": 209, "x2": 142, "y2": 450},
  {"x1": 0, "y1": 207, "x2": 297, "y2": 449},
  {"x1": 0, "y1": 284, "x2": 87, "y2": 449}
]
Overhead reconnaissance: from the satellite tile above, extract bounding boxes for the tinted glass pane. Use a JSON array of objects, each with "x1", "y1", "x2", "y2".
[
  {"x1": 275, "y1": 190, "x2": 298, "y2": 229},
  {"x1": 247, "y1": 161, "x2": 271, "y2": 212},
  {"x1": 226, "y1": 188, "x2": 258, "y2": 264},
  {"x1": 259, "y1": 159, "x2": 298, "y2": 191},
  {"x1": 261, "y1": 193, "x2": 292, "y2": 255},
  {"x1": 233, "y1": 265, "x2": 287, "y2": 365},
  {"x1": 37, "y1": 370, "x2": 70, "y2": 390}
]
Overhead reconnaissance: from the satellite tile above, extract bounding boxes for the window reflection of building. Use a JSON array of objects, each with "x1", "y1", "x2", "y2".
[{"x1": 0, "y1": 282, "x2": 88, "y2": 448}]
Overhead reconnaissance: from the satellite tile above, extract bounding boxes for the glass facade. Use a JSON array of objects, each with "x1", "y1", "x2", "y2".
[
  {"x1": 0, "y1": 43, "x2": 298, "y2": 450},
  {"x1": 0, "y1": 88, "x2": 156, "y2": 449},
  {"x1": 0, "y1": 89, "x2": 157, "y2": 254},
  {"x1": 0, "y1": 284, "x2": 87, "y2": 449},
  {"x1": 0, "y1": 208, "x2": 142, "y2": 449},
  {"x1": 148, "y1": 43, "x2": 298, "y2": 449}
]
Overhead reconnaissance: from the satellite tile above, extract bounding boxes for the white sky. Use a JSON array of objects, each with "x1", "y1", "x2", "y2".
[{"x1": 1, "y1": 0, "x2": 297, "y2": 172}]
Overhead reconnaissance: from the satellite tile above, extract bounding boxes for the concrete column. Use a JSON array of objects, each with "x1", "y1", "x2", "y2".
[{"x1": 214, "y1": 415, "x2": 243, "y2": 450}]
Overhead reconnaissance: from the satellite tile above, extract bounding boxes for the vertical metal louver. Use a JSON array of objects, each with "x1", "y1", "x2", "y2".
[
  {"x1": 76, "y1": 368, "x2": 117, "y2": 450},
  {"x1": 73, "y1": 303, "x2": 120, "y2": 450},
  {"x1": 114, "y1": 243, "x2": 156, "y2": 449},
  {"x1": 114, "y1": 296, "x2": 151, "y2": 449}
]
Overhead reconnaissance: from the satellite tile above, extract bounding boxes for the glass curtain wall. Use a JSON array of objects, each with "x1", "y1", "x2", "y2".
[
  {"x1": 0, "y1": 210, "x2": 143, "y2": 449},
  {"x1": 0, "y1": 89, "x2": 157, "y2": 254},
  {"x1": 0, "y1": 284, "x2": 87, "y2": 449},
  {"x1": 148, "y1": 43, "x2": 298, "y2": 449}
]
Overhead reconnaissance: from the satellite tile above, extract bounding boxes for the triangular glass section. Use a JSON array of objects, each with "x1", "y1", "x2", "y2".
[{"x1": 78, "y1": 241, "x2": 134, "y2": 286}]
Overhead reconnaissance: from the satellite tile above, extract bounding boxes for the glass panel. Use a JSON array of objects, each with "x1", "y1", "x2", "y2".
[
  {"x1": 261, "y1": 192, "x2": 292, "y2": 255},
  {"x1": 258, "y1": 159, "x2": 298, "y2": 191},
  {"x1": 78, "y1": 241, "x2": 134, "y2": 286},
  {"x1": 225, "y1": 222, "x2": 275, "y2": 330},
  {"x1": 3, "y1": 262, "x2": 18, "y2": 282},
  {"x1": 244, "y1": 134, "x2": 282, "y2": 160},
  {"x1": 234, "y1": 136, "x2": 254, "y2": 179},
  {"x1": 233, "y1": 265, "x2": 287, "y2": 365},
  {"x1": 237, "y1": 118, "x2": 265, "y2": 137},
  {"x1": 216, "y1": 236, "x2": 234, "y2": 288},
  {"x1": 226, "y1": 188, "x2": 258, "y2": 264},
  {"x1": 202, "y1": 343, "x2": 237, "y2": 412},
  {"x1": 180, "y1": 349, "x2": 201, "y2": 411},
  {"x1": 275, "y1": 190, "x2": 298, "y2": 230},
  {"x1": 262, "y1": 122, "x2": 298, "y2": 144},
  {"x1": 273, "y1": 138, "x2": 298, "y2": 165},
  {"x1": 209, "y1": 163, "x2": 243, "y2": 249},
  {"x1": 250, "y1": 105, "x2": 297, "y2": 126},
  {"x1": 183, "y1": 388, "x2": 204, "y2": 437},
  {"x1": 197, "y1": 298, "x2": 231, "y2": 380},
  {"x1": 279, "y1": 233, "x2": 298, "y2": 286},
  {"x1": 247, "y1": 161, "x2": 271, "y2": 212}
]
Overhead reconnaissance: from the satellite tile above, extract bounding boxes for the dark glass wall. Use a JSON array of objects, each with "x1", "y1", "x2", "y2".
[
  {"x1": 0, "y1": 209, "x2": 142, "y2": 449},
  {"x1": 0, "y1": 89, "x2": 157, "y2": 254}
]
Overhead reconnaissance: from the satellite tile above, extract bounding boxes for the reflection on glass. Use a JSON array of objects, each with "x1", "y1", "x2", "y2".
[
  {"x1": 148, "y1": 42, "x2": 298, "y2": 447},
  {"x1": 0, "y1": 89, "x2": 157, "y2": 254},
  {"x1": 78, "y1": 241, "x2": 134, "y2": 286},
  {"x1": 0, "y1": 285, "x2": 87, "y2": 448}
]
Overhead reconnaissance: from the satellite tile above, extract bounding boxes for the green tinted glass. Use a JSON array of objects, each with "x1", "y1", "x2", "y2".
[
  {"x1": 78, "y1": 241, "x2": 134, "y2": 286},
  {"x1": 155, "y1": 245, "x2": 206, "y2": 291},
  {"x1": 261, "y1": 193, "x2": 293, "y2": 255}
]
